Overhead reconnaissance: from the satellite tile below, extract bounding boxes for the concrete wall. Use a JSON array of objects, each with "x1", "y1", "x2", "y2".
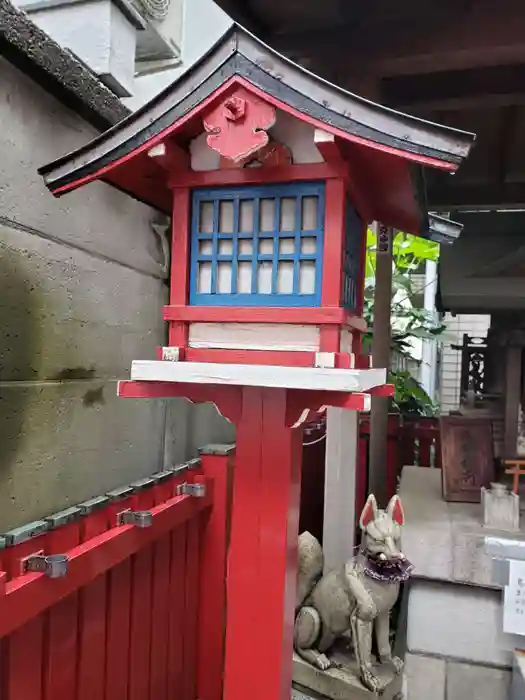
[
  {"x1": 440, "y1": 313, "x2": 490, "y2": 413},
  {"x1": 125, "y1": 0, "x2": 232, "y2": 110},
  {"x1": 0, "y1": 57, "x2": 234, "y2": 531}
]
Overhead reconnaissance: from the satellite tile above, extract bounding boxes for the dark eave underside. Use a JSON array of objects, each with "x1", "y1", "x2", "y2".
[{"x1": 39, "y1": 24, "x2": 475, "y2": 195}]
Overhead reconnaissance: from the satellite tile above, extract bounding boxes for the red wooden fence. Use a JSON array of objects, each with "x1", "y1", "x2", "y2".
[
  {"x1": 0, "y1": 445, "x2": 233, "y2": 700},
  {"x1": 356, "y1": 415, "x2": 441, "y2": 517}
]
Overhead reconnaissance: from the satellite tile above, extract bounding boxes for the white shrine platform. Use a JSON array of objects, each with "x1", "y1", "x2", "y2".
[{"x1": 399, "y1": 466, "x2": 524, "y2": 700}]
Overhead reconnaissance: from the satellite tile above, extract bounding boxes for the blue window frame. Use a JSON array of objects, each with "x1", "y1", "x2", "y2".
[
  {"x1": 342, "y1": 200, "x2": 363, "y2": 312},
  {"x1": 189, "y1": 182, "x2": 325, "y2": 307}
]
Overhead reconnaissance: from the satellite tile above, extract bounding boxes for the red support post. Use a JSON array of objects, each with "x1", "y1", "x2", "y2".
[
  {"x1": 197, "y1": 445, "x2": 235, "y2": 700},
  {"x1": 222, "y1": 387, "x2": 303, "y2": 700}
]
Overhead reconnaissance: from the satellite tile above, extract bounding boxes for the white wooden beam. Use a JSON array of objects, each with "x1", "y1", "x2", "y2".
[
  {"x1": 322, "y1": 407, "x2": 359, "y2": 572},
  {"x1": 130, "y1": 360, "x2": 387, "y2": 393}
]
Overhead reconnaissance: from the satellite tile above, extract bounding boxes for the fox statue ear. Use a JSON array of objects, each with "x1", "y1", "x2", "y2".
[
  {"x1": 360, "y1": 494, "x2": 378, "y2": 529},
  {"x1": 386, "y1": 495, "x2": 404, "y2": 526}
]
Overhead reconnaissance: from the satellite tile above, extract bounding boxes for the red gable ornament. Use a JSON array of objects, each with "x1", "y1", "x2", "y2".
[{"x1": 203, "y1": 87, "x2": 276, "y2": 163}]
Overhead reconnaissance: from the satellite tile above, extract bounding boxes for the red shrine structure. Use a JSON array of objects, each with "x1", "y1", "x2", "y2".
[{"x1": 39, "y1": 24, "x2": 474, "y2": 700}]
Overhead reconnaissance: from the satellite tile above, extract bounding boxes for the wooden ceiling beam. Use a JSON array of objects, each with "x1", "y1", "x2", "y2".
[
  {"x1": 428, "y1": 183, "x2": 525, "y2": 212},
  {"x1": 383, "y1": 64, "x2": 525, "y2": 110},
  {"x1": 268, "y1": 1, "x2": 525, "y2": 77}
]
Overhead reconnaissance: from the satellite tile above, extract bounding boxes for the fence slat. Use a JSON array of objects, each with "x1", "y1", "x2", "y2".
[
  {"x1": 77, "y1": 510, "x2": 109, "y2": 700},
  {"x1": 149, "y1": 535, "x2": 171, "y2": 700},
  {"x1": 182, "y1": 520, "x2": 200, "y2": 700},
  {"x1": 105, "y1": 559, "x2": 132, "y2": 700},
  {"x1": 4, "y1": 617, "x2": 44, "y2": 700},
  {"x1": 166, "y1": 525, "x2": 187, "y2": 699},
  {"x1": 129, "y1": 548, "x2": 153, "y2": 700}
]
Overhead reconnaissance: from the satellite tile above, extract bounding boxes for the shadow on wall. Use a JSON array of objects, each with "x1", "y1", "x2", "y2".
[{"x1": 0, "y1": 251, "x2": 41, "y2": 472}]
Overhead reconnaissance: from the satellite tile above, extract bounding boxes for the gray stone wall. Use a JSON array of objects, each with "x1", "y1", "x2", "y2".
[{"x1": 0, "y1": 57, "x2": 234, "y2": 531}]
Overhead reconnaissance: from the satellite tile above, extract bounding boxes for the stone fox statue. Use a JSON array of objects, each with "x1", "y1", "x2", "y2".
[{"x1": 294, "y1": 494, "x2": 413, "y2": 693}]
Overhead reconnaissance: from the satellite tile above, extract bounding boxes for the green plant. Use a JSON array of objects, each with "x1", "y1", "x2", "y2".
[{"x1": 364, "y1": 228, "x2": 444, "y2": 416}]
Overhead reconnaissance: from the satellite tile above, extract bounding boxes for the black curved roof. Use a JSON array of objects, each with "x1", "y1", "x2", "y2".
[{"x1": 39, "y1": 23, "x2": 476, "y2": 196}]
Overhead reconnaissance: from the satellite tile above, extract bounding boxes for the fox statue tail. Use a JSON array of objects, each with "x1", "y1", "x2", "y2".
[{"x1": 296, "y1": 531, "x2": 324, "y2": 611}]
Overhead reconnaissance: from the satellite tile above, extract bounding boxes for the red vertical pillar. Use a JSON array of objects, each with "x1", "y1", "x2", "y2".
[{"x1": 222, "y1": 386, "x2": 303, "y2": 700}]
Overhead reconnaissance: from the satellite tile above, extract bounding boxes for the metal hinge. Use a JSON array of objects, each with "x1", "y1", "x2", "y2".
[
  {"x1": 24, "y1": 554, "x2": 69, "y2": 579},
  {"x1": 177, "y1": 482, "x2": 206, "y2": 498},
  {"x1": 118, "y1": 510, "x2": 153, "y2": 528}
]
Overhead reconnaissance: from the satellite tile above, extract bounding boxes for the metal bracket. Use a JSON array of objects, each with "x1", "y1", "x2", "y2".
[
  {"x1": 24, "y1": 554, "x2": 69, "y2": 579},
  {"x1": 177, "y1": 482, "x2": 206, "y2": 498},
  {"x1": 118, "y1": 510, "x2": 153, "y2": 528}
]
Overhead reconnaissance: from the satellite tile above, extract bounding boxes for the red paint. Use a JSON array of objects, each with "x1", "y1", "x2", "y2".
[
  {"x1": 118, "y1": 381, "x2": 242, "y2": 423},
  {"x1": 128, "y1": 547, "x2": 153, "y2": 700},
  {"x1": 203, "y1": 87, "x2": 275, "y2": 162},
  {"x1": 44, "y1": 520, "x2": 81, "y2": 700},
  {"x1": 222, "y1": 387, "x2": 302, "y2": 700},
  {"x1": 321, "y1": 179, "x2": 346, "y2": 307},
  {"x1": 182, "y1": 520, "x2": 200, "y2": 700},
  {"x1": 2, "y1": 531, "x2": 49, "y2": 580},
  {"x1": 164, "y1": 305, "x2": 346, "y2": 324},
  {"x1": 0, "y1": 486, "x2": 212, "y2": 640},
  {"x1": 3, "y1": 618, "x2": 44, "y2": 700},
  {"x1": 319, "y1": 325, "x2": 340, "y2": 353},
  {"x1": 149, "y1": 534, "x2": 172, "y2": 700},
  {"x1": 167, "y1": 526, "x2": 187, "y2": 699},
  {"x1": 186, "y1": 348, "x2": 320, "y2": 367},
  {"x1": 105, "y1": 558, "x2": 132, "y2": 700},
  {"x1": 77, "y1": 511, "x2": 108, "y2": 700},
  {"x1": 234, "y1": 76, "x2": 456, "y2": 171},
  {"x1": 168, "y1": 161, "x2": 348, "y2": 189},
  {"x1": 169, "y1": 187, "x2": 191, "y2": 347},
  {"x1": 197, "y1": 453, "x2": 233, "y2": 700},
  {"x1": 52, "y1": 73, "x2": 455, "y2": 202}
]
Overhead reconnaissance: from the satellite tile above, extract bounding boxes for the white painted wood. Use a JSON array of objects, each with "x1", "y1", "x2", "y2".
[
  {"x1": 340, "y1": 329, "x2": 353, "y2": 354},
  {"x1": 188, "y1": 322, "x2": 321, "y2": 351},
  {"x1": 270, "y1": 110, "x2": 324, "y2": 163},
  {"x1": 315, "y1": 352, "x2": 336, "y2": 369},
  {"x1": 504, "y1": 560, "x2": 525, "y2": 636},
  {"x1": 162, "y1": 347, "x2": 181, "y2": 361},
  {"x1": 322, "y1": 408, "x2": 359, "y2": 571},
  {"x1": 190, "y1": 132, "x2": 220, "y2": 171},
  {"x1": 130, "y1": 360, "x2": 387, "y2": 392}
]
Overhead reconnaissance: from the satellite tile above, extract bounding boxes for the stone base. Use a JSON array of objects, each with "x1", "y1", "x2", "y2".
[{"x1": 293, "y1": 646, "x2": 403, "y2": 700}]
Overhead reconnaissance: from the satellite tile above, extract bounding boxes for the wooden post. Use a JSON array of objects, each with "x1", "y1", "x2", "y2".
[
  {"x1": 222, "y1": 387, "x2": 303, "y2": 700},
  {"x1": 369, "y1": 223, "x2": 393, "y2": 506},
  {"x1": 322, "y1": 407, "x2": 359, "y2": 571},
  {"x1": 504, "y1": 344, "x2": 522, "y2": 456}
]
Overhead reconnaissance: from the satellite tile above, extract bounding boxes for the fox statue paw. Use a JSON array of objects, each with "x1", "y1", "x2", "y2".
[{"x1": 315, "y1": 653, "x2": 332, "y2": 671}]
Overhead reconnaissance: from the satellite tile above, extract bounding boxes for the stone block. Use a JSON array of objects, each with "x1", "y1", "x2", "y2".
[
  {"x1": 407, "y1": 579, "x2": 513, "y2": 667},
  {"x1": 446, "y1": 660, "x2": 511, "y2": 700},
  {"x1": 404, "y1": 653, "x2": 445, "y2": 700},
  {"x1": 292, "y1": 650, "x2": 402, "y2": 700}
]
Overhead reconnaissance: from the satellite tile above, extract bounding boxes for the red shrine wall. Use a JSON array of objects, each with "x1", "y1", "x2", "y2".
[{"x1": 0, "y1": 58, "x2": 234, "y2": 531}]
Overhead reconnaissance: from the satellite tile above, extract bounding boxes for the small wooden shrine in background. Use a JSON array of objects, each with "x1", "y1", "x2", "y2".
[{"x1": 39, "y1": 24, "x2": 474, "y2": 700}]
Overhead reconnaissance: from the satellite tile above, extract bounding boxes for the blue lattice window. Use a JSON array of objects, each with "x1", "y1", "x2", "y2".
[
  {"x1": 189, "y1": 182, "x2": 325, "y2": 307},
  {"x1": 342, "y1": 201, "x2": 363, "y2": 311}
]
